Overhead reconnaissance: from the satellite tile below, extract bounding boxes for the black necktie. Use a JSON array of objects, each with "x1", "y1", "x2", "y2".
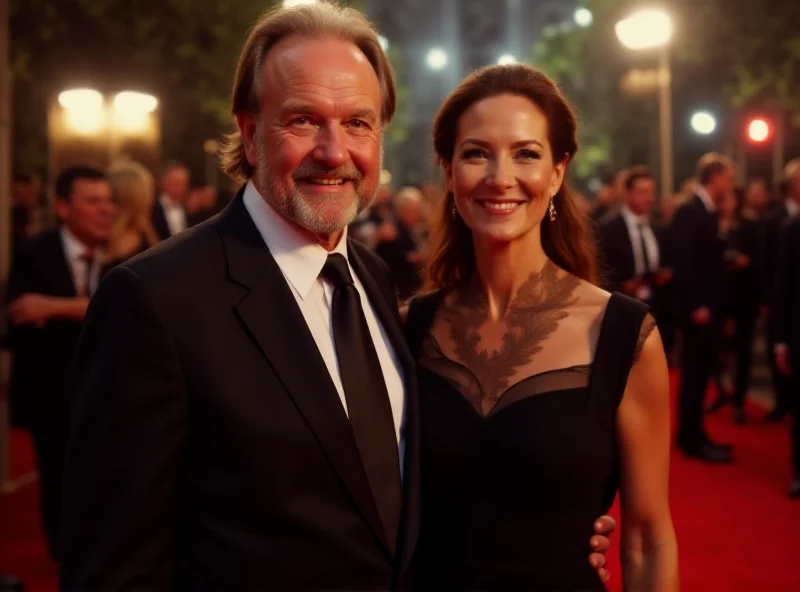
[
  {"x1": 638, "y1": 223, "x2": 652, "y2": 273},
  {"x1": 321, "y1": 253, "x2": 402, "y2": 551}
]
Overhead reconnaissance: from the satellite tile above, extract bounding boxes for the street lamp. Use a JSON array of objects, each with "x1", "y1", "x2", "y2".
[
  {"x1": 378, "y1": 34, "x2": 389, "y2": 51},
  {"x1": 426, "y1": 48, "x2": 448, "y2": 71},
  {"x1": 58, "y1": 88, "x2": 105, "y2": 134},
  {"x1": 497, "y1": 54, "x2": 517, "y2": 66},
  {"x1": 616, "y1": 8, "x2": 674, "y2": 197},
  {"x1": 690, "y1": 111, "x2": 717, "y2": 135},
  {"x1": 574, "y1": 8, "x2": 593, "y2": 27}
]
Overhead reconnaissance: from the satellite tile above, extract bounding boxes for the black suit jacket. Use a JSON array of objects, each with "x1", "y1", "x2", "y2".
[
  {"x1": 598, "y1": 213, "x2": 669, "y2": 292},
  {"x1": 61, "y1": 191, "x2": 421, "y2": 591},
  {"x1": 761, "y1": 203, "x2": 793, "y2": 308},
  {"x1": 6, "y1": 229, "x2": 82, "y2": 429},
  {"x1": 150, "y1": 199, "x2": 173, "y2": 241},
  {"x1": 671, "y1": 195, "x2": 725, "y2": 323},
  {"x1": 774, "y1": 216, "x2": 800, "y2": 351}
]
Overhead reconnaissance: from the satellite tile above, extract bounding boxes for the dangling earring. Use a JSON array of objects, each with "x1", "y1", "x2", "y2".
[
  {"x1": 452, "y1": 204, "x2": 457, "y2": 220},
  {"x1": 548, "y1": 195, "x2": 557, "y2": 221}
]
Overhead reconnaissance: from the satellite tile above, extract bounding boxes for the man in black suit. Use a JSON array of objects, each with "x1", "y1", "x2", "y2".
[
  {"x1": 6, "y1": 166, "x2": 113, "y2": 559},
  {"x1": 672, "y1": 153, "x2": 736, "y2": 462},
  {"x1": 151, "y1": 160, "x2": 190, "y2": 240},
  {"x1": 60, "y1": 4, "x2": 617, "y2": 590},
  {"x1": 773, "y1": 174, "x2": 800, "y2": 498},
  {"x1": 599, "y1": 167, "x2": 674, "y2": 358},
  {"x1": 762, "y1": 160, "x2": 800, "y2": 422}
]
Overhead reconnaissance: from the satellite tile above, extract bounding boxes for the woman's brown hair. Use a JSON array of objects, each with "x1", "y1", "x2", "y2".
[{"x1": 425, "y1": 64, "x2": 598, "y2": 292}]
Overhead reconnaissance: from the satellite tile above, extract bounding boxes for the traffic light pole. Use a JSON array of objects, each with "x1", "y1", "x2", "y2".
[
  {"x1": 773, "y1": 110, "x2": 785, "y2": 185},
  {"x1": 658, "y1": 45, "x2": 674, "y2": 198}
]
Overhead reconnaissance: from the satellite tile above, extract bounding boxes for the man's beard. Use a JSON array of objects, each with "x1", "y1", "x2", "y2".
[{"x1": 254, "y1": 124, "x2": 379, "y2": 235}]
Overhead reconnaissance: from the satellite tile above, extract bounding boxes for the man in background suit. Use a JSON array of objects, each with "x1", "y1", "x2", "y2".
[
  {"x1": 672, "y1": 153, "x2": 736, "y2": 463},
  {"x1": 599, "y1": 166, "x2": 674, "y2": 358},
  {"x1": 151, "y1": 160, "x2": 190, "y2": 239},
  {"x1": 762, "y1": 159, "x2": 800, "y2": 422},
  {"x1": 60, "y1": 3, "x2": 617, "y2": 590},
  {"x1": 774, "y1": 190, "x2": 800, "y2": 499},
  {"x1": 5, "y1": 166, "x2": 113, "y2": 559}
]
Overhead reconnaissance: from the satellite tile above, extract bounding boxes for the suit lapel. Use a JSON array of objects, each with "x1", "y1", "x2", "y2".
[
  {"x1": 346, "y1": 244, "x2": 421, "y2": 578},
  {"x1": 218, "y1": 194, "x2": 392, "y2": 558},
  {"x1": 616, "y1": 217, "x2": 637, "y2": 279},
  {"x1": 48, "y1": 230, "x2": 79, "y2": 297}
]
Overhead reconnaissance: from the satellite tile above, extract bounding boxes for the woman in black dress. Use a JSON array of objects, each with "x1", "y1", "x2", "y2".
[{"x1": 406, "y1": 65, "x2": 677, "y2": 591}]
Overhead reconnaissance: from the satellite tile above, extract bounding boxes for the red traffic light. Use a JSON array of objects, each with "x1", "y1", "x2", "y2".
[{"x1": 747, "y1": 118, "x2": 771, "y2": 142}]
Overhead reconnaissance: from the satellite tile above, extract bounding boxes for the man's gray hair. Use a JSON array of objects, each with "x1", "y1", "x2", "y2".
[{"x1": 219, "y1": 1, "x2": 396, "y2": 182}]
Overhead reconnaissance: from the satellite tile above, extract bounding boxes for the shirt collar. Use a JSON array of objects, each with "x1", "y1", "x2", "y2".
[
  {"x1": 621, "y1": 205, "x2": 650, "y2": 227},
  {"x1": 160, "y1": 194, "x2": 182, "y2": 210},
  {"x1": 60, "y1": 226, "x2": 101, "y2": 261},
  {"x1": 242, "y1": 179, "x2": 349, "y2": 300},
  {"x1": 695, "y1": 185, "x2": 717, "y2": 212}
]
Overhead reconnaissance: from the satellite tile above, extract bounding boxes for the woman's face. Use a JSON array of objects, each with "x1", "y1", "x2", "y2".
[{"x1": 446, "y1": 93, "x2": 565, "y2": 246}]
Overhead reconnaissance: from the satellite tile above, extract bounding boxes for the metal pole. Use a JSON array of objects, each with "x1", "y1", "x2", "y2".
[
  {"x1": 0, "y1": 0, "x2": 12, "y2": 492},
  {"x1": 658, "y1": 44, "x2": 674, "y2": 198},
  {"x1": 773, "y1": 110, "x2": 785, "y2": 187}
]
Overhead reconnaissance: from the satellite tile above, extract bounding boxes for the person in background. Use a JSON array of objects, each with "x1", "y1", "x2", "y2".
[
  {"x1": 349, "y1": 180, "x2": 397, "y2": 249},
  {"x1": 589, "y1": 166, "x2": 620, "y2": 224},
  {"x1": 773, "y1": 212, "x2": 800, "y2": 498},
  {"x1": 5, "y1": 166, "x2": 114, "y2": 560},
  {"x1": 672, "y1": 153, "x2": 736, "y2": 462},
  {"x1": 11, "y1": 173, "x2": 46, "y2": 248},
  {"x1": 599, "y1": 166, "x2": 675, "y2": 359},
  {"x1": 375, "y1": 186, "x2": 426, "y2": 300},
  {"x1": 105, "y1": 161, "x2": 160, "y2": 267},
  {"x1": 151, "y1": 160, "x2": 191, "y2": 239},
  {"x1": 707, "y1": 188, "x2": 761, "y2": 424},
  {"x1": 761, "y1": 159, "x2": 800, "y2": 422},
  {"x1": 743, "y1": 178, "x2": 770, "y2": 221}
]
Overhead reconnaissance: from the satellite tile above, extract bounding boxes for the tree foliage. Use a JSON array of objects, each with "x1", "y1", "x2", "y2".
[{"x1": 10, "y1": 0, "x2": 411, "y2": 179}]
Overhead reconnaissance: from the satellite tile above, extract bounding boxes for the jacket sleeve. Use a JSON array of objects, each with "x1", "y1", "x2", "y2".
[{"x1": 60, "y1": 265, "x2": 187, "y2": 590}]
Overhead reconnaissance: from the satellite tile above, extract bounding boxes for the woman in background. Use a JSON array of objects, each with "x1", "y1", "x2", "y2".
[{"x1": 105, "y1": 160, "x2": 160, "y2": 267}]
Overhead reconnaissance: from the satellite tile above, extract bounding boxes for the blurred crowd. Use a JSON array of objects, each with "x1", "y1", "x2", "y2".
[{"x1": 2, "y1": 150, "x2": 800, "y2": 575}]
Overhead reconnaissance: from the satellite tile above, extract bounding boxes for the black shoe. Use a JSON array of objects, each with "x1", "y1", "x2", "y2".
[
  {"x1": 733, "y1": 407, "x2": 746, "y2": 425},
  {"x1": 789, "y1": 479, "x2": 800, "y2": 499},
  {"x1": 766, "y1": 408, "x2": 789, "y2": 423},
  {"x1": 681, "y1": 442, "x2": 733, "y2": 463},
  {"x1": 0, "y1": 574, "x2": 25, "y2": 592},
  {"x1": 703, "y1": 437, "x2": 733, "y2": 452}
]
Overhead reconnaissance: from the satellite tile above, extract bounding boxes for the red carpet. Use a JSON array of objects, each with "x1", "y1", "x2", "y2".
[{"x1": 1, "y1": 372, "x2": 799, "y2": 591}]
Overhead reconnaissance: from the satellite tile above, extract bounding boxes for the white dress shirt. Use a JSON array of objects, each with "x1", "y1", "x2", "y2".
[
  {"x1": 786, "y1": 198, "x2": 800, "y2": 218},
  {"x1": 695, "y1": 185, "x2": 717, "y2": 213},
  {"x1": 60, "y1": 226, "x2": 104, "y2": 296},
  {"x1": 159, "y1": 194, "x2": 189, "y2": 236},
  {"x1": 621, "y1": 205, "x2": 660, "y2": 276},
  {"x1": 242, "y1": 180, "x2": 407, "y2": 463}
]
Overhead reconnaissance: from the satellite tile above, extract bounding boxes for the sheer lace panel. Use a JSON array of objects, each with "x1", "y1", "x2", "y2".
[
  {"x1": 418, "y1": 264, "x2": 611, "y2": 417},
  {"x1": 633, "y1": 313, "x2": 658, "y2": 363}
]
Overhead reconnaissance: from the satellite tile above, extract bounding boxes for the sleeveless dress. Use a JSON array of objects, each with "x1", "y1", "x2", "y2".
[{"x1": 405, "y1": 291, "x2": 650, "y2": 592}]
